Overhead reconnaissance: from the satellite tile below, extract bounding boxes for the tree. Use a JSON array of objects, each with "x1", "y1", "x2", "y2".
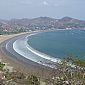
[{"x1": 27, "y1": 75, "x2": 40, "y2": 85}]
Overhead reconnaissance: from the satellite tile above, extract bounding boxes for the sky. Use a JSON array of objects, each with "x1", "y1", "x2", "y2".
[{"x1": 0, "y1": 0, "x2": 85, "y2": 20}]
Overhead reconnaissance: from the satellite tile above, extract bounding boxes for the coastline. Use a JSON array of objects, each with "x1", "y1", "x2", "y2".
[
  {"x1": 0, "y1": 29, "x2": 74, "y2": 78},
  {"x1": 13, "y1": 32, "x2": 61, "y2": 68},
  {"x1": 0, "y1": 31, "x2": 55, "y2": 79}
]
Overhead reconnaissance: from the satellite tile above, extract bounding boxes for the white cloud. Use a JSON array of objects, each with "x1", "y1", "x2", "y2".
[
  {"x1": 43, "y1": 1, "x2": 49, "y2": 6},
  {"x1": 20, "y1": 0, "x2": 32, "y2": 5}
]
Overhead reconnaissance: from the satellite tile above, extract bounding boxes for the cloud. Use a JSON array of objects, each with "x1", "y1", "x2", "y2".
[
  {"x1": 43, "y1": 1, "x2": 49, "y2": 6},
  {"x1": 42, "y1": 0, "x2": 66, "y2": 7},
  {"x1": 20, "y1": 0, "x2": 32, "y2": 5}
]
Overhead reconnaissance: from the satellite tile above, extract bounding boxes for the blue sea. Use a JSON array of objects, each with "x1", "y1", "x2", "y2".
[{"x1": 27, "y1": 30, "x2": 85, "y2": 60}]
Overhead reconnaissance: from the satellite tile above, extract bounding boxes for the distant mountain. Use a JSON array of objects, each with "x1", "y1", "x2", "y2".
[{"x1": 0, "y1": 17, "x2": 85, "y2": 34}]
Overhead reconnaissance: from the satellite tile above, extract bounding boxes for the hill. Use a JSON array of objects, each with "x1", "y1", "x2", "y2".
[{"x1": 0, "y1": 16, "x2": 85, "y2": 34}]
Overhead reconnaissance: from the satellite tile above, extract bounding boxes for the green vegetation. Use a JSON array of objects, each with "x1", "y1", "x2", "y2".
[
  {"x1": 27, "y1": 75, "x2": 40, "y2": 85},
  {"x1": 0, "y1": 61, "x2": 40, "y2": 85},
  {"x1": 0, "y1": 56, "x2": 85, "y2": 85},
  {"x1": 49, "y1": 56, "x2": 85, "y2": 85},
  {"x1": 0, "y1": 62, "x2": 5, "y2": 71},
  {"x1": 0, "y1": 31, "x2": 23, "y2": 35},
  {"x1": 64, "y1": 22, "x2": 85, "y2": 28}
]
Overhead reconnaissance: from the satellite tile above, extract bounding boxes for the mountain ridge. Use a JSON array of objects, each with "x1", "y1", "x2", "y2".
[{"x1": 0, "y1": 16, "x2": 85, "y2": 34}]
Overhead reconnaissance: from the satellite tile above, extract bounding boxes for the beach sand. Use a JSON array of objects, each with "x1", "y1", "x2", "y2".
[{"x1": 0, "y1": 32, "x2": 54, "y2": 79}]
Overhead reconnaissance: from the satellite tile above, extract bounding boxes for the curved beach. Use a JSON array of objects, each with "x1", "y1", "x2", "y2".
[
  {"x1": 0, "y1": 32, "x2": 58, "y2": 78},
  {"x1": 13, "y1": 32, "x2": 61, "y2": 68}
]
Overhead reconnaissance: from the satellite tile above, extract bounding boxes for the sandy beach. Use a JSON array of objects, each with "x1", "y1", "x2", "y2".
[{"x1": 0, "y1": 32, "x2": 54, "y2": 79}]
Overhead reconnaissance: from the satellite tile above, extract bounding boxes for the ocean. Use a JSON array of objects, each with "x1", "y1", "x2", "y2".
[{"x1": 27, "y1": 30, "x2": 85, "y2": 60}]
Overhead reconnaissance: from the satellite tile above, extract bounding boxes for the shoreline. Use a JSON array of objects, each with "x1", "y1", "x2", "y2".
[
  {"x1": 0, "y1": 29, "x2": 77, "y2": 78},
  {"x1": 13, "y1": 31, "x2": 61, "y2": 68},
  {"x1": 0, "y1": 31, "x2": 55, "y2": 79}
]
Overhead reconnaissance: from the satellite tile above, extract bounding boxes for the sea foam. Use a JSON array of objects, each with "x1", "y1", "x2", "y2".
[{"x1": 13, "y1": 33, "x2": 61, "y2": 68}]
